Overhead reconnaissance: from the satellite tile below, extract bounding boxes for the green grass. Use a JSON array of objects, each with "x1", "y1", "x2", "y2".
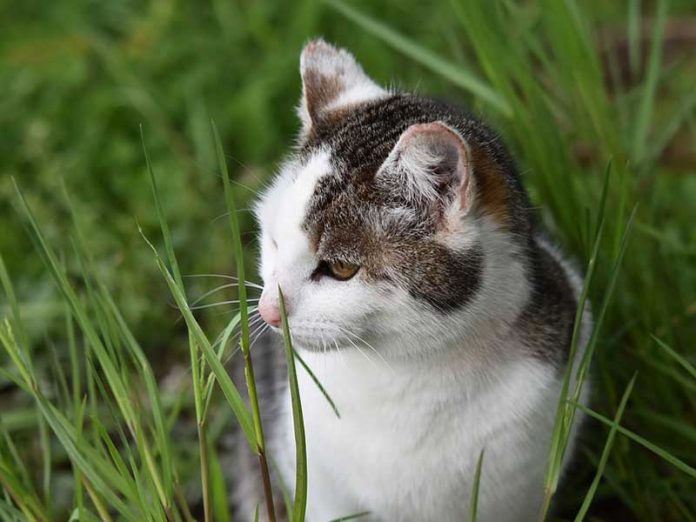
[{"x1": 1, "y1": 0, "x2": 695, "y2": 520}]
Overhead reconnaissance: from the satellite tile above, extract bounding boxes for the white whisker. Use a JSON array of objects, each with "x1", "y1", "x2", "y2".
[
  {"x1": 334, "y1": 339, "x2": 347, "y2": 367},
  {"x1": 247, "y1": 317, "x2": 266, "y2": 337},
  {"x1": 222, "y1": 343, "x2": 242, "y2": 365},
  {"x1": 188, "y1": 282, "x2": 261, "y2": 308},
  {"x1": 183, "y1": 274, "x2": 264, "y2": 289},
  {"x1": 342, "y1": 333, "x2": 375, "y2": 366},
  {"x1": 320, "y1": 330, "x2": 327, "y2": 355},
  {"x1": 337, "y1": 325, "x2": 392, "y2": 369},
  {"x1": 246, "y1": 313, "x2": 262, "y2": 329},
  {"x1": 250, "y1": 324, "x2": 270, "y2": 351},
  {"x1": 247, "y1": 314, "x2": 264, "y2": 327},
  {"x1": 189, "y1": 299, "x2": 260, "y2": 311}
]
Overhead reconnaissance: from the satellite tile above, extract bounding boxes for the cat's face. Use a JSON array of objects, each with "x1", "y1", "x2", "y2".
[{"x1": 254, "y1": 40, "x2": 530, "y2": 358}]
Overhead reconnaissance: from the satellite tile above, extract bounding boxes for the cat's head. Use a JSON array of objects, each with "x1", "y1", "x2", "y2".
[{"x1": 254, "y1": 39, "x2": 533, "y2": 359}]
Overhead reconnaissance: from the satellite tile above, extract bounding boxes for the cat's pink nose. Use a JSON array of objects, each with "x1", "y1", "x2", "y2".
[{"x1": 258, "y1": 291, "x2": 283, "y2": 327}]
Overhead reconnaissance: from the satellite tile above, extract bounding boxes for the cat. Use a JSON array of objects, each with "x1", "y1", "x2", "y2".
[{"x1": 229, "y1": 39, "x2": 591, "y2": 522}]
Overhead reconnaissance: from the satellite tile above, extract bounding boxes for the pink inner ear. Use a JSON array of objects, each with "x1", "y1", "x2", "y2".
[{"x1": 399, "y1": 122, "x2": 472, "y2": 212}]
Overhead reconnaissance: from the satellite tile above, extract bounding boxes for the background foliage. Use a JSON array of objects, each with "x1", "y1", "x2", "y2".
[{"x1": 1, "y1": 0, "x2": 694, "y2": 520}]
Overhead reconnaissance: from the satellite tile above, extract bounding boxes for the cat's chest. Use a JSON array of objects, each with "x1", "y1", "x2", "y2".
[
  {"x1": 283, "y1": 370, "x2": 479, "y2": 521},
  {"x1": 302, "y1": 363, "x2": 472, "y2": 469},
  {"x1": 274, "y1": 351, "x2": 548, "y2": 521}
]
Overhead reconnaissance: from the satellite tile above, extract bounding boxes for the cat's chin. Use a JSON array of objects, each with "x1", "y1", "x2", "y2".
[
  {"x1": 270, "y1": 329, "x2": 359, "y2": 354},
  {"x1": 268, "y1": 329, "x2": 332, "y2": 353},
  {"x1": 295, "y1": 342, "x2": 336, "y2": 353}
]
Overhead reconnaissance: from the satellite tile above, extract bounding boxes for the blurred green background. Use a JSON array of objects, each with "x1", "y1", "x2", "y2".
[
  {"x1": 1, "y1": 0, "x2": 695, "y2": 520},
  {"x1": 1, "y1": 0, "x2": 476, "y2": 351}
]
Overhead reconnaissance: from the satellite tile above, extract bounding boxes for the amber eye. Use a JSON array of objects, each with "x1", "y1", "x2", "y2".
[{"x1": 328, "y1": 260, "x2": 360, "y2": 281}]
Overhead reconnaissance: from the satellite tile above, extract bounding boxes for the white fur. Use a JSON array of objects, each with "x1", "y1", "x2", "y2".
[
  {"x1": 255, "y1": 149, "x2": 390, "y2": 350},
  {"x1": 297, "y1": 39, "x2": 387, "y2": 132},
  {"x1": 255, "y1": 149, "x2": 332, "y2": 297},
  {"x1": 249, "y1": 43, "x2": 591, "y2": 521},
  {"x1": 254, "y1": 154, "x2": 589, "y2": 521},
  {"x1": 276, "y1": 351, "x2": 566, "y2": 522}
]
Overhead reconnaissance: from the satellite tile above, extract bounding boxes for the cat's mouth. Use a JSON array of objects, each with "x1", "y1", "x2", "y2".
[
  {"x1": 281, "y1": 326, "x2": 341, "y2": 353},
  {"x1": 287, "y1": 333, "x2": 339, "y2": 353},
  {"x1": 273, "y1": 320, "x2": 365, "y2": 354}
]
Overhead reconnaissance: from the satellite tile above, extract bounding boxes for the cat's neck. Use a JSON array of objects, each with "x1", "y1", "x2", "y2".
[{"x1": 295, "y1": 330, "x2": 531, "y2": 412}]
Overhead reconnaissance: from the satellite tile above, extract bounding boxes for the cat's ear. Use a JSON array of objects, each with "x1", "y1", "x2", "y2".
[
  {"x1": 298, "y1": 39, "x2": 385, "y2": 130},
  {"x1": 378, "y1": 122, "x2": 475, "y2": 214}
]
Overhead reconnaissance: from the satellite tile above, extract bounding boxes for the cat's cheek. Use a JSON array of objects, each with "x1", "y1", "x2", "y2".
[
  {"x1": 298, "y1": 280, "x2": 379, "y2": 326},
  {"x1": 258, "y1": 246, "x2": 276, "y2": 287}
]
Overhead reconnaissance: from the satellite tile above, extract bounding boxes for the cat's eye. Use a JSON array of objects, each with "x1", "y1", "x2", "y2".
[
  {"x1": 328, "y1": 260, "x2": 360, "y2": 280},
  {"x1": 310, "y1": 259, "x2": 361, "y2": 282}
]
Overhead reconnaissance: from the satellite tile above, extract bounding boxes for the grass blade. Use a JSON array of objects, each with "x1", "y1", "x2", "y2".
[
  {"x1": 631, "y1": 0, "x2": 667, "y2": 163},
  {"x1": 0, "y1": 417, "x2": 34, "y2": 497},
  {"x1": 64, "y1": 182, "x2": 175, "y2": 510},
  {"x1": 652, "y1": 336, "x2": 696, "y2": 381},
  {"x1": 142, "y1": 129, "x2": 212, "y2": 520},
  {"x1": 279, "y1": 287, "x2": 307, "y2": 522},
  {"x1": 203, "y1": 312, "x2": 243, "y2": 418},
  {"x1": 37, "y1": 414, "x2": 51, "y2": 508},
  {"x1": 212, "y1": 120, "x2": 277, "y2": 521},
  {"x1": 13, "y1": 180, "x2": 138, "y2": 438},
  {"x1": 329, "y1": 512, "x2": 371, "y2": 522},
  {"x1": 0, "y1": 459, "x2": 47, "y2": 521},
  {"x1": 469, "y1": 449, "x2": 484, "y2": 522},
  {"x1": 209, "y1": 444, "x2": 232, "y2": 522},
  {"x1": 566, "y1": 207, "x2": 636, "y2": 415},
  {"x1": 0, "y1": 323, "x2": 137, "y2": 518},
  {"x1": 293, "y1": 348, "x2": 340, "y2": 419},
  {"x1": 0, "y1": 255, "x2": 28, "y2": 351},
  {"x1": 0, "y1": 498, "x2": 28, "y2": 522},
  {"x1": 627, "y1": 0, "x2": 642, "y2": 77},
  {"x1": 574, "y1": 374, "x2": 637, "y2": 521},
  {"x1": 140, "y1": 229, "x2": 256, "y2": 446},
  {"x1": 211, "y1": 122, "x2": 251, "y2": 360},
  {"x1": 140, "y1": 125, "x2": 184, "y2": 288},
  {"x1": 325, "y1": 0, "x2": 511, "y2": 116},
  {"x1": 540, "y1": 178, "x2": 608, "y2": 518},
  {"x1": 572, "y1": 401, "x2": 696, "y2": 479}
]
